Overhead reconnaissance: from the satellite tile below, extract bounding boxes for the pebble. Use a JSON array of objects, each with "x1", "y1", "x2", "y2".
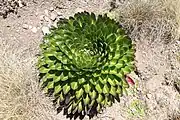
[
  {"x1": 35, "y1": 12, "x2": 38, "y2": 16},
  {"x1": 57, "y1": 11, "x2": 62, "y2": 16},
  {"x1": 18, "y1": 1, "x2": 24, "y2": 8},
  {"x1": 31, "y1": 27, "x2": 38, "y2": 33},
  {"x1": 146, "y1": 93, "x2": 153, "y2": 99},
  {"x1": 177, "y1": 40, "x2": 180, "y2": 45},
  {"x1": 52, "y1": 20, "x2": 58, "y2": 28},
  {"x1": 22, "y1": 24, "x2": 29, "y2": 29},
  {"x1": 42, "y1": 26, "x2": 50, "y2": 35},
  {"x1": 44, "y1": 16, "x2": 51, "y2": 22},
  {"x1": 75, "y1": 8, "x2": 84, "y2": 13},
  {"x1": 50, "y1": 12, "x2": 57, "y2": 21},
  {"x1": 39, "y1": 15, "x2": 44, "y2": 21},
  {"x1": 49, "y1": 7, "x2": 54, "y2": 11},
  {"x1": 44, "y1": 9, "x2": 49, "y2": 16},
  {"x1": 29, "y1": 25, "x2": 32, "y2": 29}
]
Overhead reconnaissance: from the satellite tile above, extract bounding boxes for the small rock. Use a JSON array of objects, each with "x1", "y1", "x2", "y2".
[
  {"x1": 75, "y1": 8, "x2": 84, "y2": 13},
  {"x1": 42, "y1": 26, "x2": 50, "y2": 35},
  {"x1": 44, "y1": 9, "x2": 49, "y2": 16},
  {"x1": 18, "y1": 1, "x2": 24, "y2": 8},
  {"x1": 177, "y1": 40, "x2": 180, "y2": 45},
  {"x1": 22, "y1": 24, "x2": 29, "y2": 29},
  {"x1": 29, "y1": 25, "x2": 32, "y2": 29},
  {"x1": 146, "y1": 93, "x2": 153, "y2": 99},
  {"x1": 35, "y1": 12, "x2": 38, "y2": 16},
  {"x1": 31, "y1": 27, "x2": 38, "y2": 33},
  {"x1": 44, "y1": 16, "x2": 51, "y2": 22},
  {"x1": 49, "y1": 7, "x2": 54, "y2": 11},
  {"x1": 52, "y1": 20, "x2": 58, "y2": 28},
  {"x1": 57, "y1": 15, "x2": 63, "y2": 20},
  {"x1": 39, "y1": 15, "x2": 44, "y2": 21},
  {"x1": 47, "y1": 23, "x2": 52, "y2": 28},
  {"x1": 57, "y1": 11, "x2": 62, "y2": 16},
  {"x1": 50, "y1": 12, "x2": 57, "y2": 21}
]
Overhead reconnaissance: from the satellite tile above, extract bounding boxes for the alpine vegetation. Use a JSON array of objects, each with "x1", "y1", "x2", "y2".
[{"x1": 37, "y1": 12, "x2": 135, "y2": 118}]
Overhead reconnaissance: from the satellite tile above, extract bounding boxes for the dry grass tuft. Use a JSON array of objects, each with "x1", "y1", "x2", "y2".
[
  {"x1": 0, "y1": 40, "x2": 57, "y2": 120},
  {"x1": 113, "y1": 0, "x2": 180, "y2": 44}
]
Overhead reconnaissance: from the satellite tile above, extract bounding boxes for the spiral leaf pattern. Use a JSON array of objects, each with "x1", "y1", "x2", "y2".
[{"x1": 38, "y1": 12, "x2": 135, "y2": 116}]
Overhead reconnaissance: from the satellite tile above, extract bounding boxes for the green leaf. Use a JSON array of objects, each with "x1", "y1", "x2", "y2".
[
  {"x1": 39, "y1": 67, "x2": 49, "y2": 73},
  {"x1": 95, "y1": 84, "x2": 103, "y2": 93},
  {"x1": 59, "y1": 92, "x2": 64, "y2": 102},
  {"x1": 103, "y1": 84, "x2": 110, "y2": 94},
  {"x1": 114, "y1": 78, "x2": 122, "y2": 85},
  {"x1": 43, "y1": 86, "x2": 49, "y2": 93},
  {"x1": 40, "y1": 44, "x2": 47, "y2": 50},
  {"x1": 116, "y1": 60, "x2": 125, "y2": 69},
  {"x1": 89, "y1": 100, "x2": 95, "y2": 108},
  {"x1": 107, "y1": 77, "x2": 116, "y2": 86},
  {"x1": 97, "y1": 104, "x2": 101, "y2": 112},
  {"x1": 61, "y1": 76, "x2": 68, "y2": 81},
  {"x1": 54, "y1": 85, "x2": 62, "y2": 95},
  {"x1": 78, "y1": 78, "x2": 86, "y2": 84},
  {"x1": 122, "y1": 87, "x2": 128, "y2": 96},
  {"x1": 49, "y1": 64, "x2": 56, "y2": 70},
  {"x1": 110, "y1": 59, "x2": 117, "y2": 65},
  {"x1": 83, "y1": 94, "x2": 90, "y2": 105},
  {"x1": 122, "y1": 79, "x2": 129, "y2": 88},
  {"x1": 76, "y1": 88, "x2": 84, "y2": 99},
  {"x1": 46, "y1": 73, "x2": 54, "y2": 79},
  {"x1": 114, "y1": 52, "x2": 120, "y2": 59},
  {"x1": 47, "y1": 81, "x2": 54, "y2": 89},
  {"x1": 83, "y1": 84, "x2": 91, "y2": 93},
  {"x1": 78, "y1": 101, "x2": 83, "y2": 113},
  {"x1": 54, "y1": 75, "x2": 61, "y2": 82},
  {"x1": 107, "y1": 100, "x2": 112, "y2": 107},
  {"x1": 55, "y1": 63, "x2": 62, "y2": 70},
  {"x1": 43, "y1": 51, "x2": 54, "y2": 57},
  {"x1": 116, "y1": 85, "x2": 122, "y2": 95},
  {"x1": 96, "y1": 94, "x2": 103, "y2": 103},
  {"x1": 122, "y1": 67, "x2": 131, "y2": 74},
  {"x1": 72, "y1": 106, "x2": 78, "y2": 114},
  {"x1": 99, "y1": 76, "x2": 107, "y2": 84},
  {"x1": 70, "y1": 82, "x2": 78, "y2": 90},
  {"x1": 72, "y1": 101, "x2": 78, "y2": 109},
  {"x1": 101, "y1": 99, "x2": 106, "y2": 106},
  {"x1": 63, "y1": 84, "x2": 71, "y2": 94},
  {"x1": 68, "y1": 105, "x2": 73, "y2": 114},
  {"x1": 89, "y1": 90, "x2": 97, "y2": 99},
  {"x1": 109, "y1": 86, "x2": 117, "y2": 96}
]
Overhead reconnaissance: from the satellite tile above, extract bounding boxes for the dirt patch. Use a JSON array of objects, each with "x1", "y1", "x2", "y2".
[{"x1": 0, "y1": 0, "x2": 26, "y2": 18}]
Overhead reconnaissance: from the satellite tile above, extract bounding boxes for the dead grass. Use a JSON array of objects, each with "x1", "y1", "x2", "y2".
[
  {"x1": 113, "y1": 0, "x2": 180, "y2": 43},
  {"x1": 0, "y1": 40, "x2": 58, "y2": 120}
]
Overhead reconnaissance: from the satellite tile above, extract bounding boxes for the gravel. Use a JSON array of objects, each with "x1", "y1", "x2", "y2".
[
  {"x1": 42, "y1": 26, "x2": 50, "y2": 35},
  {"x1": 0, "y1": 0, "x2": 25, "y2": 18}
]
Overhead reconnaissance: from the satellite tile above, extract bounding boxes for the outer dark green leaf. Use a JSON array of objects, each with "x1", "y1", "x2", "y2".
[
  {"x1": 76, "y1": 88, "x2": 84, "y2": 99},
  {"x1": 83, "y1": 84, "x2": 91, "y2": 93},
  {"x1": 54, "y1": 85, "x2": 62, "y2": 95},
  {"x1": 83, "y1": 94, "x2": 90, "y2": 105},
  {"x1": 63, "y1": 84, "x2": 71, "y2": 94},
  {"x1": 103, "y1": 84, "x2": 109, "y2": 94},
  {"x1": 70, "y1": 82, "x2": 78, "y2": 90}
]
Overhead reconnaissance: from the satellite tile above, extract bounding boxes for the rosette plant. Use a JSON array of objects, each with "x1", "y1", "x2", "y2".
[{"x1": 38, "y1": 12, "x2": 135, "y2": 118}]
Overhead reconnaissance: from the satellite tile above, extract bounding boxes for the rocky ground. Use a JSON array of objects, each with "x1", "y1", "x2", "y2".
[{"x1": 0, "y1": 0, "x2": 179, "y2": 120}]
